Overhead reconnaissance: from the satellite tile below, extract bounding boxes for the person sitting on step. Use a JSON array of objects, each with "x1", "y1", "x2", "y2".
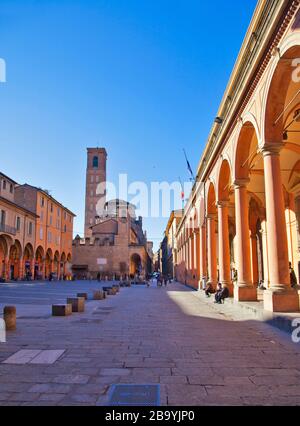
[{"x1": 214, "y1": 283, "x2": 229, "y2": 304}]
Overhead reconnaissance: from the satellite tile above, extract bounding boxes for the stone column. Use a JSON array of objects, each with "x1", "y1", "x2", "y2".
[
  {"x1": 250, "y1": 233, "x2": 259, "y2": 287},
  {"x1": 217, "y1": 201, "x2": 233, "y2": 295},
  {"x1": 30, "y1": 259, "x2": 35, "y2": 281},
  {"x1": 207, "y1": 214, "x2": 217, "y2": 289},
  {"x1": 234, "y1": 180, "x2": 257, "y2": 301},
  {"x1": 195, "y1": 229, "x2": 200, "y2": 285},
  {"x1": 191, "y1": 233, "x2": 195, "y2": 274},
  {"x1": 200, "y1": 225, "x2": 207, "y2": 282},
  {"x1": 262, "y1": 144, "x2": 299, "y2": 312},
  {"x1": 4, "y1": 257, "x2": 10, "y2": 281},
  {"x1": 19, "y1": 258, "x2": 24, "y2": 281}
]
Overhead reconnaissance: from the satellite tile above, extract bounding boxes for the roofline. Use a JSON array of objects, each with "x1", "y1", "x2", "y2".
[
  {"x1": 0, "y1": 172, "x2": 18, "y2": 185},
  {"x1": 176, "y1": 0, "x2": 294, "y2": 236},
  {"x1": 17, "y1": 184, "x2": 76, "y2": 217},
  {"x1": 195, "y1": 0, "x2": 289, "y2": 180}
]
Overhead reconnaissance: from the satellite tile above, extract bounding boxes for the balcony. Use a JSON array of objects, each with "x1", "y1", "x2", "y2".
[{"x1": 0, "y1": 223, "x2": 17, "y2": 236}]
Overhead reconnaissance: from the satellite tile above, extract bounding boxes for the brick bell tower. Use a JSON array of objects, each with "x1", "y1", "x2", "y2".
[{"x1": 84, "y1": 148, "x2": 107, "y2": 237}]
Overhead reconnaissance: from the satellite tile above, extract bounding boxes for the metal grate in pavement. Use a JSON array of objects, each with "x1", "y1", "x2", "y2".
[{"x1": 108, "y1": 384, "x2": 160, "y2": 406}]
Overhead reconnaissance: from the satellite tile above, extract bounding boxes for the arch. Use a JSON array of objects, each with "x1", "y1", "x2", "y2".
[
  {"x1": 0, "y1": 235, "x2": 9, "y2": 258},
  {"x1": 45, "y1": 248, "x2": 53, "y2": 278},
  {"x1": 35, "y1": 245, "x2": 44, "y2": 260},
  {"x1": 263, "y1": 42, "x2": 300, "y2": 144},
  {"x1": 24, "y1": 243, "x2": 34, "y2": 259},
  {"x1": 207, "y1": 182, "x2": 217, "y2": 215},
  {"x1": 46, "y1": 248, "x2": 53, "y2": 260},
  {"x1": 35, "y1": 246, "x2": 45, "y2": 280},
  {"x1": 61, "y1": 252, "x2": 66, "y2": 262},
  {"x1": 67, "y1": 253, "x2": 72, "y2": 263},
  {"x1": 234, "y1": 121, "x2": 260, "y2": 181},
  {"x1": 8, "y1": 239, "x2": 22, "y2": 280},
  {"x1": 217, "y1": 159, "x2": 232, "y2": 202},
  {"x1": 93, "y1": 156, "x2": 99, "y2": 168},
  {"x1": 9, "y1": 239, "x2": 22, "y2": 259},
  {"x1": 130, "y1": 253, "x2": 142, "y2": 276}
]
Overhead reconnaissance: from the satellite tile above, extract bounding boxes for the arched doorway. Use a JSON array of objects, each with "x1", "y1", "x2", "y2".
[
  {"x1": 60, "y1": 252, "x2": 66, "y2": 279},
  {"x1": 23, "y1": 243, "x2": 34, "y2": 280},
  {"x1": 130, "y1": 253, "x2": 142, "y2": 278},
  {"x1": 53, "y1": 251, "x2": 60, "y2": 279},
  {"x1": 8, "y1": 240, "x2": 22, "y2": 280},
  {"x1": 35, "y1": 246, "x2": 45, "y2": 280},
  {"x1": 0, "y1": 235, "x2": 9, "y2": 280},
  {"x1": 45, "y1": 248, "x2": 53, "y2": 279}
]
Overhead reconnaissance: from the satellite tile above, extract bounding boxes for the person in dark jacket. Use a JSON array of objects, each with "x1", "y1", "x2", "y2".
[
  {"x1": 290, "y1": 262, "x2": 298, "y2": 288},
  {"x1": 214, "y1": 283, "x2": 229, "y2": 304},
  {"x1": 205, "y1": 282, "x2": 215, "y2": 298}
]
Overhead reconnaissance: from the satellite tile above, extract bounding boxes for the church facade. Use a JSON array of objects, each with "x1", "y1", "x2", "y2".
[{"x1": 72, "y1": 148, "x2": 153, "y2": 279}]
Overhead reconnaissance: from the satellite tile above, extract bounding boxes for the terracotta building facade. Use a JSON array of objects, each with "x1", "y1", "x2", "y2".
[
  {"x1": 0, "y1": 172, "x2": 75, "y2": 281},
  {"x1": 174, "y1": 0, "x2": 300, "y2": 313},
  {"x1": 72, "y1": 149, "x2": 153, "y2": 279}
]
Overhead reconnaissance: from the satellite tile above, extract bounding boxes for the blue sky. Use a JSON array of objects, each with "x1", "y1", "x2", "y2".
[{"x1": 0, "y1": 0, "x2": 257, "y2": 250}]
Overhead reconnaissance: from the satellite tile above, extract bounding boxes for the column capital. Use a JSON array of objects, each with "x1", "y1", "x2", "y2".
[
  {"x1": 206, "y1": 213, "x2": 217, "y2": 220},
  {"x1": 259, "y1": 143, "x2": 284, "y2": 157},
  {"x1": 233, "y1": 178, "x2": 250, "y2": 189},
  {"x1": 216, "y1": 200, "x2": 229, "y2": 208}
]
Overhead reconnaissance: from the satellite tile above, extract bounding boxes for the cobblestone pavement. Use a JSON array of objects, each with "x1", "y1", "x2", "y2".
[{"x1": 1, "y1": 281, "x2": 300, "y2": 406}]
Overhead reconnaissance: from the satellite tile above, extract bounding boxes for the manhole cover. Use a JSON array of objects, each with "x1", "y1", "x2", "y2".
[{"x1": 108, "y1": 384, "x2": 160, "y2": 406}]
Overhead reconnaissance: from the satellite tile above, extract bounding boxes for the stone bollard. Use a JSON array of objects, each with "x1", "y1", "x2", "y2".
[
  {"x1": 77, "y1": 293, "x2": 88, "y2": 300},
  {"x1": 3, "y1": 306, "x2": 16, "y2": 331},
  {"x1": 67, "y1": 297, "x2": 85, "y2": 313},
  {"x1": 103, "y1": 287, "x2": 116, "y2": 295},
  {"x1": 93, "y1": 290, "x2": 105, "y2": 300},
  {"x1": 52, "y1": 304, "x2": 72, "y2": 316},
  {"x1": 113, "y1": 285, "x2": 120, "y2": 293}
]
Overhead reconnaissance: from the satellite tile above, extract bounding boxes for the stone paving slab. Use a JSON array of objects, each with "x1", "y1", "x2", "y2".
[{"x1": 0, "y1": 282, "x2": 300, "y2": 405}]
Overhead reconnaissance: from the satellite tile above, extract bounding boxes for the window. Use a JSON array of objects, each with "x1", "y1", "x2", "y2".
[
  {"x1": 48, "y1": 231, "x2": 52, "y2": 243},
  {"x1": 40, "y1": 196, "x2": 44, "y2": 207},
  {"x1": 2, "y1": 180, "x2": 6, "y2": 190},
  {"x1": 40, "y1": 211, "x2": 44, "y2": 222},
  {"x1": 16, "y1": 217, "x2": 21, "y2": 231},
  {"x1": 92, "y1": 156, "x2": 99, "y2": 168},
  {"x1": 91, "y1": 175, "x2": 94, "y2": 183},
  {"x1": 64, "y1": 224, "x2": 67, "y2": 233},
  {"x1": 90, "y1": 190, "x2": 93, "y2": 197},
  {"x1": 49, "y1": 215, "x2": 53, "y2": 226},
  {"x1": 96, "y1": 176, "x2": 100, "y2": 183},
  {"x1": 64, "y1": 211, "x2": 67, "y2": 220},
  {"x1": 39, "y1": 227, "x2": 43, "y2": 240},
  {"x1": 28, "y1": 222, "x2": 33, "y2": 236},
  {"x1": 0, "y1": 210, "x2": 5, "y2": 226},
  {"x1": 10, "y1": 184, "x2": 13, "y2": 194},
  {"x1": 56, "y1": 218, "x2": 60, "y2": 229},
  {"x1": 50, "y1": 203, "x2": 53, "y2": 213}
]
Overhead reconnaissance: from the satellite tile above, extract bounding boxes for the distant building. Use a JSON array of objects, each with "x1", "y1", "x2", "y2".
[
  {"x1": 0, "y1": 172, "x2": 75, "y2": 281},
  {"x1": 160, "y1": 210, "x2": 183, "y2": 279},
  {"x1": 72, "y1": 148, "x2": 153, "y2": 279}
]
